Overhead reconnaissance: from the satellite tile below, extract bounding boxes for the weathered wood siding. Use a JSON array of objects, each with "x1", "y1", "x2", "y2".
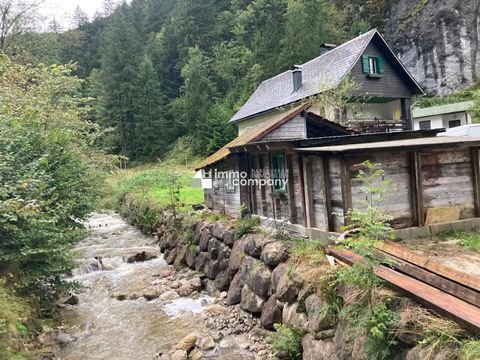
[
  {"x1": 290, "y1": 154, "x2": 305, "y2": 225},
  {"x1": 420, "y1": 150, "x2": 475, "y2": 219},
  {"x1": 348, "y1": 152, "x2": 414, "y2": 228},
  {"x1": 261, "y1": 115, "x2": 306, "y2": 141},
  {"x1": 328, "y1": 157, "x2": 345, "y2": 232},
  {"x1": 351, "y1": 41, "x2": 413, "y2": 98},
  {"x1": 308, "y1": 156, "x2": 329, "y2": 230},
  {"x1": 209, "y1": 156, "x2": 243, "y2": 218}
]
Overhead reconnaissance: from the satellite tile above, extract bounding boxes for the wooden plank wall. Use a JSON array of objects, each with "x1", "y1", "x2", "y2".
[
  {"x1": 420, "y1": 149, "x2": 475, "y2": 219},
  {"x1": 328, "y1": 157, "x2": 345, "y2": 232},
  {"x1": 348, "y1": 152, "x2": 414, "y2": 228},
  {"x1": 210, "y1": 157, "x2": 243, "y2": 218},
  {"x1": 290, "y1": 154, "x2": 305, "y2": 225},
  {"x1": 261, "y1": 115, "x2": 306, "y2": 141},
  {"x1": 307, "y1": 156, "x2": 329, "y2": 230}
]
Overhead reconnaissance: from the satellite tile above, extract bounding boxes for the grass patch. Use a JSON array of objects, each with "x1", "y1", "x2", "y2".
[
  {"x1": 268, "y1": 324, "x2": 305, "y2": 360},
  {"x1": 234, "y1": 216, "x2": 261, "y2": 238},
  {"x1": 101, "y1": 163, "x2": 203, "y2": 212},
  {"x1": 436, "y1": 230, "x2": 480, "y2": 252}
]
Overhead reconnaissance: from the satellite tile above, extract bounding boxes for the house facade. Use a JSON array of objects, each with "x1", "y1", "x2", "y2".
[
  {"x1": 412, "y1": 101, "x2": 474, "y2": 130},
  {"x1": 196, "y1": 30, "x2": 480, "y2": 237}
]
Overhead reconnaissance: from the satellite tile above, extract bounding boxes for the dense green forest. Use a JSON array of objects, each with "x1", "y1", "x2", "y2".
[{"x1": 6, "y1": 0, "x2": 388, "y2": 161}]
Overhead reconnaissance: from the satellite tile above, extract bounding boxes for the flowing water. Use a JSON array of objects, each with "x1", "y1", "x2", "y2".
[{"x1": 56, "y1": 213, "x2": 254, "y2": 360}]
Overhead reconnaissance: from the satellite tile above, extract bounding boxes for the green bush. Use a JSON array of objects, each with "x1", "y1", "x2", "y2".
[
  {"x1": 268, "y1": 324, "x2": 305, "y2": 360},
  {"x1": 0, "y1": 56, "x2": 113, "y2": 313}
]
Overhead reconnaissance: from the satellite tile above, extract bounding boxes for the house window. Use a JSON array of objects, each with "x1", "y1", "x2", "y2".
[
  {"x1": 225, "y1": 171, "x2": 236, "y2": 194},
  {"x1": 419, "y1": 120, "x2": 431, "y2": 130},
  {"x1": 362, "y1": 55, "x2": 384, "y2": 75},
  {"x1": 272, "y1": 153, "x2": 287, "y2": 193},
  {"x1": 448, "y1": 120, "x2": 461, "y2": 128}
]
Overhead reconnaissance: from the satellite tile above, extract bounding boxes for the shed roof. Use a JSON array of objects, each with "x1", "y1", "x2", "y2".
[
  {"x1": 412, "y1": 101, "x2": 475, "y2": 119},
  {"x1": 194, "y1": 104, "x2": 309, "y2": 170},
  {"x1": 230, "y1": 29, "x2": 423, "y2": 123},
  {"x1": 295, "y1": 136, "x2": 480, "y2": 153}
]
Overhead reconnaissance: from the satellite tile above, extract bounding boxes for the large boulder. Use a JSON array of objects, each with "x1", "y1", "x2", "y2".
[
  {"x1": 204, "y1": 259, "x2": 221, "y2": 280},
  {"x1": 333, "y1": 319, "x2": 368, "y2": 360},
  {"x1": 199, "y1": 229, "x2": 212, "y2": 252},
  {"x1": 240, "y1": 285, "x2": 265, "y2": 314},
  {"x1": 207, "y1": 238, "x2": 222, "y2": 260},
  {"x1": 223, "y1": 229, "x2": 237, "y2": 247},
  {"x1": 195, "y1": 252, "x2": 210, "y2": 273},
  {"x1": 214, "y1": 270, "x2": 231, "y2": 291},
  {"x1": 276, "y1": 271, "x2": 303, "y2": 303},
  {"x1": 305, "y1": 294, "x2": 336, "y2": 334},
  {"x1": 192, "y1": 221, "x2": 204, "y2": 245},
  {"x1": 261, "y1": 241, "x2": 289, "y2": 267},
  {"x1": 271, "y1": 263, "x2": 288, "y2": 295},
  {"x1": 185, "y1": 247, "x2": 198, "y2": 269},
  {"x1": 243, "y1": 258, "x2": 271, "y2": 299},
  {"x1": 173, "y1": 246, "x2": 187, "y2": 270},
  {"x1": 211, "y1": 222, "x2": 230, "y2": 240},
  {"x1": 243, "y1": 234, "x2": 274, "y2": 258},
  {"x1": 126, "y1": 250, "x2": 157, "y2": 263},
  {"x1": 260, "y1": 295, "x2": 283, "y2": 330},
  {"x1": 217, "y1": 243, "x2": 231, "y2": 263},
  {"x1": 164, "y1": 248, "x2": 177, "y2": 265},
  {"x1": 226, "y1": 272, "x2": 244, "y2": 305},
  {"x1": 301, "y1": 334, "x2": 336, "y2": 360},
  {"x1": 282, "y1": 302, "x2": 309, "y2": 332},
  {"x1": 228, "y1": 237, "x2": 249, "y2": 276}
]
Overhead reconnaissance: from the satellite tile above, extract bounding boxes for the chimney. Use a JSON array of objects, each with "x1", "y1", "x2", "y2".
[
  {"x1": 292, "y1": 65, "x2": 302, "y2": 92},
  {"x1": 320, "y1": 43, "x2": 337, "y2": 54}
]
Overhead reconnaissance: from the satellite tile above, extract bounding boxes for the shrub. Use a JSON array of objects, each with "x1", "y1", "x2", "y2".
[
  {"x1": 234, "y1": 216, "x2": 260, "y2": 238},
  {"x1": 268, "y1": 324, "x2": 305, "y2": 360}
]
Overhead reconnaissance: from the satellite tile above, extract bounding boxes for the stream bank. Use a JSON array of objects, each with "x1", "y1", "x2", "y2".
[{"x1": 47, "y1": 213, "x2": 269, "y2": 360}]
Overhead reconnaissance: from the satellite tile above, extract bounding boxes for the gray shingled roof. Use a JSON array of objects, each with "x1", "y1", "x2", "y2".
[{"x1": 230, "y1": 30, "x2": 377, "y2": 123}]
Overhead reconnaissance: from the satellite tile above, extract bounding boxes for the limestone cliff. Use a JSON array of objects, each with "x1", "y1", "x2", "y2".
[{"x1": 384, "y1": 0, "x2": 480, "y2": 95}]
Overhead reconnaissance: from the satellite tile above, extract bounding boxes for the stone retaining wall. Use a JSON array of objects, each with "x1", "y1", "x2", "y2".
[{"x1": 153, "y1": 216, "x2": 456, "y2": 360}]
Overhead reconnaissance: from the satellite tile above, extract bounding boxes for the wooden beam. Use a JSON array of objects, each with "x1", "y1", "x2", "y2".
[
  {"x1": 321, "y1": 156, "x2": 333, "y2": 232},
  {"x1": 297, "y1": 153, "x2": 307, "y2": 227},
  {"x1": 286, "y1": 154, "x2": 296, "y2": 223},
  {"x1": 378, "y1": 251, "x2": 480, "y2": 308},
  {"x1": 303, "y1": 156, "x2": 315, "y2": 228},
  {"x1": 258, "y1": 155, "x2": 267, "y2": 216},
  {"x1": 470, "y1": 147, "x2": 480, "y2": 217},
  {"x1": 340, "y1": 158, "x2": 353, "y2": 226},
  {"x1": 377, "y1": 241, "x2": 480, "y2": 292},
  {"x1": 326, "y1": 247, "x2": 480, "y2": 334},
  {"x1": 268, "y1": 152, "x2": 277, "y2": 220},
  {"x1": 410, "y1": 151, "x2": 424, "y2": 226}
]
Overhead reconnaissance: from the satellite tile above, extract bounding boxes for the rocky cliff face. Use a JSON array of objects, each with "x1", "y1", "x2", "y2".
[{"x1": 385, "y1": 0, "x2": 480, "y2": 95}]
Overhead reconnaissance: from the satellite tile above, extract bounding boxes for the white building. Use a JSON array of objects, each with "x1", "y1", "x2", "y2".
[{"x1": 412, "y1": 100, "x2": 474, "y2": 130}]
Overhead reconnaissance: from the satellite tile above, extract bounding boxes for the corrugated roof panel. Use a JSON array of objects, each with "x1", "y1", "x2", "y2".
[{"x1": 412, "y1": 101, "x2": 474, "y2": 118}]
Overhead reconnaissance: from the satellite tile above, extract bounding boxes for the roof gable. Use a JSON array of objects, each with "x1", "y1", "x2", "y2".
[{"x1": 230, "y1": 29, "x2": 423, "y2": 123}]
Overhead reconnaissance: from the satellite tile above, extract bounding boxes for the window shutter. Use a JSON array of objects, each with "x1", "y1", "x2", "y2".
[
  {"x1": 376, "y1": 57, "x2": 384, "y2": 74},
  {"x1": 361, "y1": 55, "x2": 369, "y2": 73}
]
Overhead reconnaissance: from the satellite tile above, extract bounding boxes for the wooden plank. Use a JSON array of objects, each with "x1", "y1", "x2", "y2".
[
  {"x1": 268, "y1": 152, "x2": 277, "y2": 220},
  {"x1": 340, "y1": 158, "x2": 352, "y2": 226},
  {"x1": 377, "y1": 241, "x2": 480, "y2": 293},
  {"x1": 471, "y1": 147, "x2": 480, "y2": 217},
  {"x1": 379, "y1": 252, "x2": 480, "y2": 308},
  {"x1": 258, "y1": 155, "x2": 267, "y2": 216},
  {"x1": 303, "y1": 157, "x2": 315, "y2": 228},
  {"x1": 297, "y1": 154, "x2": 307, "y2": 227},
  {"x1": 326, "y1": 247, "x2": 480, "y2": 334},
  {"x1": 286, "y1": 154, "x2": 296, "y2": 222},
  {"x1": 410, "y1": 151, "x2": 424, "y2": 226},
  {"x1": 322, "y1": 156, "x2": 333, "y2": 232}
]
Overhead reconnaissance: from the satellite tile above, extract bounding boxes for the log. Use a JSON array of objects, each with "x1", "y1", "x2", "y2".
[
  {"x1": 325, "y1": 247, "x2": 480, "y2": 334},
  {"x1": 376, "y1": 241, "x2": 480, "y2": 292}
]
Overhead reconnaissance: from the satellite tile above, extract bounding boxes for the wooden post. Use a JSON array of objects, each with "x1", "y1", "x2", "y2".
[
  {"x1": 340, "y1": 158, "x2": 352, "y2": 227},
  {"x1": 268, "y1": 152, "x2": 277, "y2": 220},
  {"x1": 258, "y1": 155, "x2": 267, "y2": 216},
  {"x1": 470, "y1": 147, "x2": 480, "y2": 217},
  {"x1": 286, "y1": 154, "x2": 296, "y2": 223},
  {"x1": 297, "y1": 154, "x2": 307, "y2": 227},
  {"x1": 322, "y1": 156, "x2": 333, "y2": 232},
  {"x1": 401, "y1": 98, "x2": 412, "y2": 130},
  {"x1": 410, "y1": 151, "x2": 424, "y2": 226},
  {"x1": 303, "y1": 156, "x2": 315, "y2": 228}
]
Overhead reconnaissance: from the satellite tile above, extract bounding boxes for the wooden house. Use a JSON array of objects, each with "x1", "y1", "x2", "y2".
[{"x1": 195, "y1": 30, "x2": 480, "y2": 237}]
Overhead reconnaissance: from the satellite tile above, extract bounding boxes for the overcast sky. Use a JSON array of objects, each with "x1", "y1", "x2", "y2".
[{"x1": 38, "y1": 0, "x2": 112, "y2": 30}]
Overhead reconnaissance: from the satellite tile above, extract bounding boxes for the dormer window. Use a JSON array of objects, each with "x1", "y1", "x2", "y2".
[{"x1": 362, "y1": 55, "x2": 384, "y2": 77}]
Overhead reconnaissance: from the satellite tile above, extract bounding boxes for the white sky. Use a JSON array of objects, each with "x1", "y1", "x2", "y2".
[{"x1": 38, "y1": 0, "x2": 109, "y2": 30}]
